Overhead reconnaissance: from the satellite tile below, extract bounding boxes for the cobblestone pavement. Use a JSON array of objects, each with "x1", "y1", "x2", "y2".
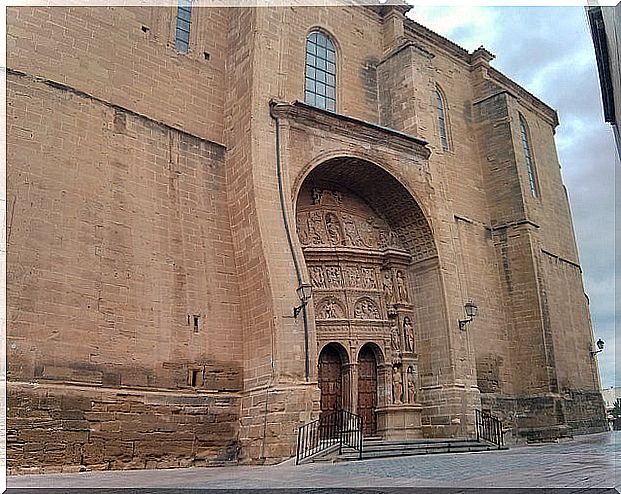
[{"x1": 7, "y1": 432, "x2": 619, "y2": 491}]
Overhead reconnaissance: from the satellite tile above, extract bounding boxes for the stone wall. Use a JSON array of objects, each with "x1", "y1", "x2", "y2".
[{"x1": 8, "y1": 383, "x2": 240, "y2": 474}]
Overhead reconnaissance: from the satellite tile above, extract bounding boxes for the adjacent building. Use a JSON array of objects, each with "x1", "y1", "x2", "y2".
[{"x1": 588, "y1": 3, "x2": 621, "y2": 156}]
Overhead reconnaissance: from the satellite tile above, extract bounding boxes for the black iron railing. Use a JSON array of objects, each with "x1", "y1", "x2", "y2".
[
  {"x1": 296, "y1": 409, "x2": 363, "y2": 464},
  {"x1": 475, "y1": 409, "x2": 504, "y2": 448}
]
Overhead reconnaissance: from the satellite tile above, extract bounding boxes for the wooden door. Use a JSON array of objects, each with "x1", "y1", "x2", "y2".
[
  {"x1": 318, "y1": 345, "x2": 343, "y2": 415},
  {"x1": 357, "y1": 346, "x2": 377, "y2": 436}
]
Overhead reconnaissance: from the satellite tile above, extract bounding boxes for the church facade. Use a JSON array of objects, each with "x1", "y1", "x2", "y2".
[{"x1": 6, "y1": 4, "x2": 607, "y2": 473}]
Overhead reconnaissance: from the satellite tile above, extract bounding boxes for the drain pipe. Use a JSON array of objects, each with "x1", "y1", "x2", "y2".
[{"x1": 270, "y1": 100, "x2": 310, "y2": 382}]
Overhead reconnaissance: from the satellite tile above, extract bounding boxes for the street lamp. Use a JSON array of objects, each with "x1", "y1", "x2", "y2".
[
  {"x1": 293, "y1": 282, "x2": 313, "y2": 318},
  {"x1": 459, "y1": 300, "x2": 478, "y2": 331},
  {"x1": 590, "y1": 338, "x2": 605, "y2": 356}
]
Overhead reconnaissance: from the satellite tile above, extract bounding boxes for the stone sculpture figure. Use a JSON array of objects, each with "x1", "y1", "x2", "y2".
[
  {"x1": 342, "y1": 214, "x2": 363, "y2": 246},
  {"x1": 361, "y1": 267, "x2": 376, "y2": 289},
  {"x1": 407, "y1": 366, "x2": 417, "y2": 404},
  {"x1": 392, "y1": 366, "x2": 403, "y2": 404},
  {"x1": 403, "y1": 316, "x2": 414, "y2": 352},
  {"x1": 347, "y1": 267, "x2": 361, "y2": 287},
  {"x1": 308, "y1": 211, "x2": 325, "y2": 245},
  {"x1": 396, "y1": 270, "x2": 409, "y2": 302},
  {"x1": 390, "y1": 322, "x2": 401, "y2": 351},
  {"x1": 383, "y1": 272, "x2": 395, "y2": 306},
  {"x1": 320, "y1": 298, "x2": 339, "y2": 319},
  {"x1": 297, "y1": 214, "x2": 308, "y2": 245},
  {"x1": 324, "y1": 212, "x2": 343, "y2": 245}
]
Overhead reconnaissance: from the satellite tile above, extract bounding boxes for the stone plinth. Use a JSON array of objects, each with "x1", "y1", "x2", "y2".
[{"x1": 376, "y1": 405, "x2": 423, "y2": 440}]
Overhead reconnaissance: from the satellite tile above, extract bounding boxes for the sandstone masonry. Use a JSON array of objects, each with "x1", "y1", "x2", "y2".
[{"x1": 6, "y1": 4, "x2": 607, "y2": 473}]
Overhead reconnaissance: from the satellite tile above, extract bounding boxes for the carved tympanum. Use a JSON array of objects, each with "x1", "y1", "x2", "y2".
[
  {"x1": 316, "y1": 297, "x2": 345, "y2": 320},
  {"x1": 353, "y1": 298, "x2": 381, "y2": 320}
]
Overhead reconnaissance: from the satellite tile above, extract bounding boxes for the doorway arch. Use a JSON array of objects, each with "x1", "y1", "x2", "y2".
[{"x1": 296, "y1": 156, "x2": 442, "y2": 440}]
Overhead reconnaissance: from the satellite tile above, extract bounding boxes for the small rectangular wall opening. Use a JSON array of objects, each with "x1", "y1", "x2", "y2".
[
  {"x1": 189, "y1": 369, "x2": 200, "y2": 387},
  {"x1": 193, "y1": 315, "x2": 200, "y2": 333}
]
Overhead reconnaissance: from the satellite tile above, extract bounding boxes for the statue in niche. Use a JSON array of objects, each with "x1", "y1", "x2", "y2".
[
  {"x1": 311, "y1": 187, "x2": 323, "y2": 205},
  {"x1": 325, "y1": 212, "x2": 344, "y2": 245},
  {"x1": 342, "y1": 214, "x2": 363, "y2": 246},
  {"x1": 396, "y1": 270, "x2": 409, "y2": 302},
  {"x1": 390, "y1": 322, "x2": 401, "y2": 352},
  {"x1": 308, "y1": 211, "x2": 325, "y2": 245},
  {"x1": 325, "y1": 266, "x2": 341, "y2": 287},
  {"x1": 407, "y1": 366, "x2": 417, "y2": 404},
  {"x1": 403, "y1": 316, "x2": 414, "y2": 352},
  {"x1": 392, "y1": 366, "x2": 403, "y2": 404},
  {"x1": 382, "y1": 272, "x2": 395, "y2": 306},
  {"x1": 309, "y1": 266, "x2": 326, "y2": 289}
]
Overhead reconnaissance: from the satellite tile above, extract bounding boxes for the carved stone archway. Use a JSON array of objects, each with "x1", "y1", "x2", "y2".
[{"x1": 296, "y1": 157, "x2": 434, "y2": 440}]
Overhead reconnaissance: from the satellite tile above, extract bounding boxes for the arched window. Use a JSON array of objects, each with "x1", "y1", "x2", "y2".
[
  {"x1": 435, "y1": 87, "x2": 449, "y2": 151},
  {"x1": 305, "y1": 31, "x2": 336, "y2": 111},
  {"x1": 519, "y1": 114, "x2": 538, "y2": 197}
]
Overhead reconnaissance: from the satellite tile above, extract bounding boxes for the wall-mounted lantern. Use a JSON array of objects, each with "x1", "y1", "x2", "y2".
[
  {"x1": 459, "y1": 300, "x2": 478, "y2": 331},
  {"x1": 590, "y1": 338, "x2": 605, "y2": 356},
  {"x1": 293, "y1": 283, "x2": 313, "y2": 318}
]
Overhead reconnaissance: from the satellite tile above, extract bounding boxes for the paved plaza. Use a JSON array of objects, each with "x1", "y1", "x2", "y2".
[{"x1": 7, "y1": 432, "x2": 619, "y2": 492}]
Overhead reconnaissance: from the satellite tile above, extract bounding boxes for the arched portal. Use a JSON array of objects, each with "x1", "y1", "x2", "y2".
[
  {"x1": 296, "y1": 156, "x2": 438, "y2": 440},
  {"x1": 357, "y1": 344, "x2": 379, "y2": 436},
  {"x1": 318, "y1": 343, "x2": 348, "y2": 416}
]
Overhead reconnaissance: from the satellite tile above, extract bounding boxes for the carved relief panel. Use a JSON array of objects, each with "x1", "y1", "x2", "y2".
[{"x1": 298, "y1": 182, "x2": 415, "y2": 362}]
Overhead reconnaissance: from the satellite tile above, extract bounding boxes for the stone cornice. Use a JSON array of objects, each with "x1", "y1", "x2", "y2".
[
  {"x1": 485, "y1": 67, "x2": 559, "y2": 128},
  {"x1": 270, "y1": 100, "x2": 431, "y2": 160}
]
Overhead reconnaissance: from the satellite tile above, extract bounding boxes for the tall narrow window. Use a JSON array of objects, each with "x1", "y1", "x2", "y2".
[
  {"x1": 305, "y1": 31, "x2": 336, "y2": 111},
  {"x1": 435, "y1": 87, "x2": 449, "y2": 151},
  {"x1": 175, "y1": 0, "x2": 192, "y2": 53},
  {"x1": 519, "y1": 115, "x2": 538, "y2": 197}
]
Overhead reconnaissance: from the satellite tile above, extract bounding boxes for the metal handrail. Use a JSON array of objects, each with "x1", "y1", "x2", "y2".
[
  {"x1": 475, "y1": 409, "x2": 504, "y2": 448},
  {"x1": 296, "y1": 409, "x2": 363, "y2": 464}
]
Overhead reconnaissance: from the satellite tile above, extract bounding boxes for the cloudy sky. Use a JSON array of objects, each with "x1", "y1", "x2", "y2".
[{"x1": 412, "y1": 6, "x2": 617, "y2": 388}]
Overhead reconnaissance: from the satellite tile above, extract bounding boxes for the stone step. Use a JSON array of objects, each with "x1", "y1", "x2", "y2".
[{"x1": 335, "y1": 439, "x2": 504, "y2": 462}]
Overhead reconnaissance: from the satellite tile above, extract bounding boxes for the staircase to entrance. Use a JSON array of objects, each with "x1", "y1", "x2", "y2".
[{"x1": 296, "y1": 409, "x2": 506, "y2": 464}]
